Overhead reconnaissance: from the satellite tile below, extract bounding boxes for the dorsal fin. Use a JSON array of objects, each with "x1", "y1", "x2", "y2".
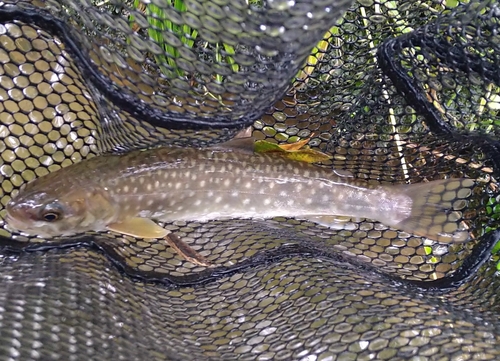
[{"x1": 209, "y1": 126, "x2": 255, "y2": 153}]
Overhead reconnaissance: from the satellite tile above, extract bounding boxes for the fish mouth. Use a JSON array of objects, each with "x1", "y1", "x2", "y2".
[
  {"x1": 4, "y1": 213, "x2": 44, "y2": 237},
  {"x1": 3, "y1": 214, "x2": 55, "y2": 238}
]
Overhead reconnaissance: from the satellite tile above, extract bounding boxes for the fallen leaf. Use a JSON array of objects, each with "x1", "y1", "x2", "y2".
[
  {"x1": 278, "y1": 137, "x2": 311, "y2": 151},
  {"x1": 254, "y1": 138, "x2": 332, "y2": 163},
  {"x1": 282, "y1": 148, "x2": 332, "y2": 163}
]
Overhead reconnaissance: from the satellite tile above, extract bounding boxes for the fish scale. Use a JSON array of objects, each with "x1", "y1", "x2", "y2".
[{"x1": 5, "y1": 145, "x2": 474, "y2": 245}]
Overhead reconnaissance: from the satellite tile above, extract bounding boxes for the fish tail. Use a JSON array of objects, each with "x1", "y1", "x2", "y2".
[{"x1": 389, "y1": 178, "x2": 475, "y2": 243}]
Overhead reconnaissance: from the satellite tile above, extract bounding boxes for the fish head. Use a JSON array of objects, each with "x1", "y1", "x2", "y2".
[{"x1": 5, "y1": 183, "x2": 116, "y2": 238}]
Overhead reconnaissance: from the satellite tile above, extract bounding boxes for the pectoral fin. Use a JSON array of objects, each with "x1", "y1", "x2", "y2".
[{"x1": 107, "y1": 217, "x2": 169, "y2": 239}]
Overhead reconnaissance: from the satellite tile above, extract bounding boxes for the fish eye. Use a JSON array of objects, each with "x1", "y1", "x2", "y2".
[
  {"x1": 42, "y1": 212, "x2": 60, "y2": 222},
  {"x1": 40, "y1": 202, "x2": 64, "y2": 222}
]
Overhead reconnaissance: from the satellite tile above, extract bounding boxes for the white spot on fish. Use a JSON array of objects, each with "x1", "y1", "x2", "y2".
[
  {"x1": 279, "y1": 191, "x2": 287, "y2": 197},
  {"x1": 264, "y1": 198, "x2": 271, "y2": 205},
  {"x1": 296, "y1": 184, "x2": 303, "y2": 192},
  {"x1": 154, "y1": 181, "x2": 160, "y2": 189},
  {"x1": 231, "y1": 191, "x2": 239, "y2": 197},
  {"x1": 287, "y1": 199, "x2": 294, "y2": 206},
  {"x1": 123, "y1": 185, "x2": 129, "y2": 193},
  {"x1": 303, "y1": 171, "x2": 310, "y2": 177},
  {"x1": 200, "y1": 180, "x2": 206, "y2": 187},
  {"x1": 245, "y1": 182, "x2": 252, "y2": 189},
  {"x1": 224, "y1": 179, "x2": 231, "y2": 187},
  {"x1": 321, "y1": 195, "x2": 330, "y2": 202},
  {"x1": 191, "y1": 174, "x2": 197, "y2": 181},
  {"x1": 269, "y1": 183, "x2": 275, "y2": 189},
  {"x1": 194, "y1": 199, "x2": 202, "y2": 206},
  {"x1": 243, "y1": 199, "x2": 250, "y2": 205},
  {"x1": 208, "y1": 191, "x2": 214, "y2": 197},
  {"x1": 215, "y1": 196, "x2": 222, "y2": 203},
  {"x1": 305, "y1": 198, "x2": 313, "y2": 205},
  {"x1": 147, "y1": 199, "x2": 154, "y2": 206},
  {"x1": 139, "y1": 178, "x2": 145, "y2": 185},
  {"x1": 175, "y1": 183, "x2": 182, "y2": 190},
  {"x1": 146, "y1": 184, "x2": 152, "y2": 192}
]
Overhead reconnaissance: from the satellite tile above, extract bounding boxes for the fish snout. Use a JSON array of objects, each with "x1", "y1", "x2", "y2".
[
  {"x1": 5, "y1": 200, "x2": 37, "y2": 224},
  {"x1": 3, "y1": 211, "x2": 27, "y2": 233},
  {"x1": 4, "y1": 200, "x2": 54, "y2": 236}
]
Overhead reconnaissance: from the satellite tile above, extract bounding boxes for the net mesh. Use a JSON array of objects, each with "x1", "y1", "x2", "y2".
[{"x1": 0, "y1": 0, "x2": 499, "y2": 359}]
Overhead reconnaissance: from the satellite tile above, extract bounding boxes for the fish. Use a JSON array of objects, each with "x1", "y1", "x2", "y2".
[{"x1": 4, "y1": 140, "x2": 474, "y2": 266}]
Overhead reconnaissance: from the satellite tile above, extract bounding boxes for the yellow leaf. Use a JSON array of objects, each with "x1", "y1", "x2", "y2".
[
  {"x1": 254, "y1": 136, "x2": 312, "y2": 153},
  {"x1": 278, "y1": 137, "x2": 311, "y2": 151},
  {"x1": 283, "y1": 149, "x2": 332, "y2": 163},
  {"x1": 254, "y1": 138, "x2": 332, "y2": 164}
]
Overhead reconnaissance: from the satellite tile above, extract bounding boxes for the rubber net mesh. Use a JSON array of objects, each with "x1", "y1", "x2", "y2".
[{"x1": 0, "y1": 0, "x2": 499, "y2": 360}]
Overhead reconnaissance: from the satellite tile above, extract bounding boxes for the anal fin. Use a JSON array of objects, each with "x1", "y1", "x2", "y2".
[{"x1": 303, "y1": 215, "x2": 358, "y2": 230}]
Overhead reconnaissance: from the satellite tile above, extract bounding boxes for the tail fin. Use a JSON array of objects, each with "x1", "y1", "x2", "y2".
[{"x1": 388, "y1": 178, "x2": 475, "y2": 243}]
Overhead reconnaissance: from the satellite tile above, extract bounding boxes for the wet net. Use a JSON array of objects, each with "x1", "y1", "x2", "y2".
[{"x1": 0, "y1": 0, "x2": 499, "y2": 359}]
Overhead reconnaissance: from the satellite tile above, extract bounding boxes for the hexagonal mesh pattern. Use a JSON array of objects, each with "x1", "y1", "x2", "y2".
[{"x1": 0, "y1": 0, "x2": 499, "y2": 360}]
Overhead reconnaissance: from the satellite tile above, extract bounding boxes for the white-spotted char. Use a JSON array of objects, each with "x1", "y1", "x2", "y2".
[{"x1": 5, "y1": 145, "x2": 474, "y2": 243}]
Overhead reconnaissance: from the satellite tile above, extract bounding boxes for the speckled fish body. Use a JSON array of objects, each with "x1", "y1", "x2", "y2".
[{"x1": 5, "y1": 146, "x2": 474, "y2": 243}]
